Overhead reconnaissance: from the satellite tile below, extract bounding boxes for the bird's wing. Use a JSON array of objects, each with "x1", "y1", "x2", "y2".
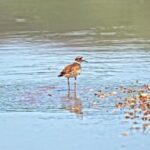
[
  {"x1": 58, "y1": 64, "x2": 72, "y2": 76},
  {"x1": 70, "y1": 63, "x2": 80, "y2": 72},
  {"x1": 59, "y1": 63, "x2": 80, "y2": 76}
]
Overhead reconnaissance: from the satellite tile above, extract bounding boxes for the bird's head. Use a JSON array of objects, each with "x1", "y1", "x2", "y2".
[{"x1": 75, "y1": 56, "x2": 87, "y2": 63}]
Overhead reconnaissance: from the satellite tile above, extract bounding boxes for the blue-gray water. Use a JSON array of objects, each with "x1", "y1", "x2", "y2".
[
  {"x1": 0, "y1": 0, "x2": 150, "y2": 150},
  {"x1": 0, "y1": 31, "x2": 150, "y2": 150},
  {"x1": 1, "y1": 31, "x2": 150, "y2": 111}
]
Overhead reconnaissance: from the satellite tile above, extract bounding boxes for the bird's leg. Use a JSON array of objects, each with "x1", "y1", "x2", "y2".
[
  {"x1": 67, "y1": 78, "x2": 70, "y2": 92},
  {"x1": 68, "y1": 88, "x2": 70, "y2": 98},
  {"x1": 74, "y1": 77, "x2": 77, "y2": 93}
]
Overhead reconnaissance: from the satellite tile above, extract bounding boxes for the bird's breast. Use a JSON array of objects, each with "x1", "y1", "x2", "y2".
[{"x1": 76, "y1": 69, "x2": 81, "y2": 75}]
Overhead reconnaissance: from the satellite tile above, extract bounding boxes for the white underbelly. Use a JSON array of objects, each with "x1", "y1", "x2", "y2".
[{"x1": 65, "y1": 70, "x2": 81, "y2": 78}]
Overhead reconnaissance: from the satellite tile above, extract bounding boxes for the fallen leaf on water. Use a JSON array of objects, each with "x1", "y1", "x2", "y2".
[
  {"x1": 144, "y1": 110, "x2": 150, "y2": 115},
  {"x1": 109, "y1": 91, "x2": 117, "y2": 96},
  {"x1": 115, "y1": 102, "x2": 125, "y2": 109},
  {"x1": 98, "y1": 90, "x2": 106, "y2": 99},
  {"x1": 143, "y1": 123, "x2": 149, "y2": 130},
  {"x1": 48, "y1": 94, "x2": 52, "y2": 96},
  {"x1": 122, "y1": 131, "x2": 129, "y2": 137},
  {"x1": 139, "y1": 93, "x2": 149, "y2": 102},
  {"x1": 96, "y1": 84, "x2": 150, "y2": 133}
]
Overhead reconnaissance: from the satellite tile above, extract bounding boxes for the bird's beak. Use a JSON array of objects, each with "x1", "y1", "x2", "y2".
[{"x1": 83, "y1": 59, "x2": 88, "y2": 62}]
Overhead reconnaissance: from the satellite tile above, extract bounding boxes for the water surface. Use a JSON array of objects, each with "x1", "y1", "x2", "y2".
[{"x1": 0, "y1": 0, "x2": 150, "y2": 150}]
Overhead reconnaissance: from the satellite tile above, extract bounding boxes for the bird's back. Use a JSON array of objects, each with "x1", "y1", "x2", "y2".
[{"x1": 58, "y1": 62, "x2": 81, "y2": 78}]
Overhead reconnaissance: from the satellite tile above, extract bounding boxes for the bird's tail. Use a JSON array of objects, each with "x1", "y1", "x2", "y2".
[
  {"x1": 58, "y1": 72, "x2": 64, "y2": 77},
  {"x1": 58, "y1": 74, "x2": 63, "y2": 77}
]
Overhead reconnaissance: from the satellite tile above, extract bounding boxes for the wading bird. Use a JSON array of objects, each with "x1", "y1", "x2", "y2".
[{"x1": 58, "y1": 56, "x2": 87, "y2": 91}]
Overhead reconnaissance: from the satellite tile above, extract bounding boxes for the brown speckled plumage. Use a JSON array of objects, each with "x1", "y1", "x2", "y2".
[{"x1": 58, "y1": 62, "x2": 81, "y2": 78}]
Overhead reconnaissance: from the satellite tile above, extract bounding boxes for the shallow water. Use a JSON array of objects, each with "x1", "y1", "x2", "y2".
[{"x1": 0, "y1": 0, "x2": 150, "y2": 150}]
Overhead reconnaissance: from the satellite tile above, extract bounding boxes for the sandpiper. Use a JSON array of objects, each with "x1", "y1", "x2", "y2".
[{"x1": 58, "y1": 56, "x2": 87, "y2": 90}]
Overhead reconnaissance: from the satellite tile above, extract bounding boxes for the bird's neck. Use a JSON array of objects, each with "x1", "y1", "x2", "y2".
[{"x1": 74, "y1": 61, "x2": 81, "y2": 64}]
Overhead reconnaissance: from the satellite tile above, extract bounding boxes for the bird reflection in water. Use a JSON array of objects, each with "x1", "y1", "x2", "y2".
[{"x1": 62, "y1": 82, "x2": 83, "y2": 118}]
